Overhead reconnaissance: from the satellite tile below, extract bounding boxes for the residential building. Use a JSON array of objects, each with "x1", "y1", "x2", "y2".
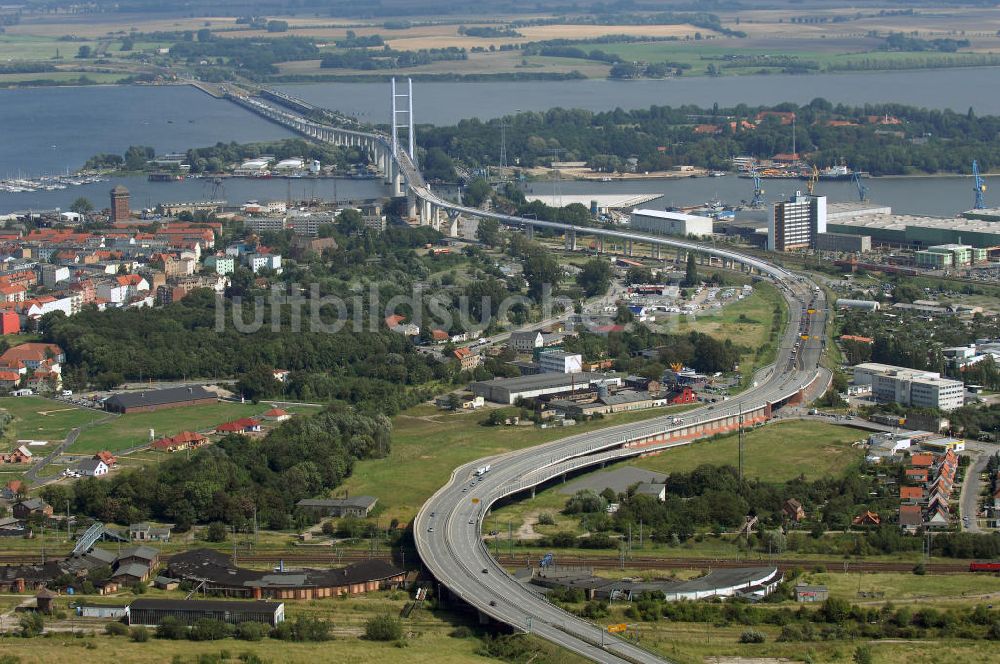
[
  {"x1": 630, "y1": 209, "x2": 713, "y2": 238},
  {"x1": 245, "y1": 252, "x2": 282, "y2": 274},
  {"x1": 215, "y1": 418, "x2": 262, "y2": 434},
  {"x1": 262, "y1": 408, "x2": 291, "y2": 422},
  {"x1": 768, "y1": 192, "x2": 827, "y2": 251},
  {"x1": 782, "y1": 498, "x2": 806, "y2": 523},
  {"x1": 203, "y1": 255, "x2": 235, "y2": 275},
  {"x1": 12, "y1": 498, "x2": 52, "y2": 520},
  {"x1": 634, "y1": 482, "x2": 666, "y2": 502},
  {"x1": 453, "y1": 347, "x2": 481, "y2": 372},
  {"x1": 75, "y1": 458, "x2": 109, "y2": 477},
  {"x1": 129, "y1": 523, "x2": 172, "y2": 542},
  {"x1": 150, "y1": 431, "x2": 208, "y2": 452},
  {"x1": 39, "y1": 264, "x2": 70, "y2": 288},
  {"x1": 508, "y1": 331, "x2": 544, "y2": 353}
]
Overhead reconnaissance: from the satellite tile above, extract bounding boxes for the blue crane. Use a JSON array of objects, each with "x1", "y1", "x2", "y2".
[
  {"x1": 750, "y1": 160, "x2": 765, "y2": 208},
  {"x1": 852, "y1": 171, "x2": 869, "y2": 202},
  {"x1": 972, "y1": 159, "x2": 987, "y2": 209}
]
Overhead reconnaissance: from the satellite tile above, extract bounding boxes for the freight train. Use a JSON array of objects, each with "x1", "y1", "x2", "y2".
[{"x1": 969, "y1": 562, "x2": 1000, "y2": 572}]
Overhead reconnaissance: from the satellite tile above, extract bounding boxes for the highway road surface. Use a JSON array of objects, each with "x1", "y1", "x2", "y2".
[
  {"x1": 233, "y1": 88, "x2": 830, "y2": 663},
  {"x1": 416, "y1": 246, "x2": 828, "y2": 664}
]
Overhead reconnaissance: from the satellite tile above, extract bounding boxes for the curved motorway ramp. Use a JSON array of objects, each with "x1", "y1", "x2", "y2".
[{"x1": 415, "y1": 241, "x2": 827, "y2": 664}]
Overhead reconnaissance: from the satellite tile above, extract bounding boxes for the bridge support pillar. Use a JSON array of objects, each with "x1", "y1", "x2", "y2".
[
  {"x1": 407, "y1": 193, "x2": 418, "y2": 220},
  {"x1": 525, "y1": 225, "x2": 534, "y2": 240},
  {"x1": 447, "y1": 213, "x2": 459, "y2": 238},
  {"x1": 598, "y1": 237, "x2": 604, "y2": 253},
  {"x1": 393, "y1": 168, "x2": 403, "y2": 197},
  {"x1": 564, "y1": 230, "x2": 576, "y2": 251},
  {"x1": 530, "y1": 487, "x2": 535, "y2": 498},
  {"x1": 652, "y1": 244, "x2": 660, "y2": 260}
]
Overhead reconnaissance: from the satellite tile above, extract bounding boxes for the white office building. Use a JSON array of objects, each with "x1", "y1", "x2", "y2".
[
  {"x1": 630, "y1": 209, "x2": 713, "y2": 238},
  {"x1": 853, "y1": 362, "x2": 964, "y2": 411},
  {"x1": 538, "y1": 350, "x2": 583, "y2": 374},
  {"x1": 769, "y1": 192, "x2": 827, "y2": 251}
]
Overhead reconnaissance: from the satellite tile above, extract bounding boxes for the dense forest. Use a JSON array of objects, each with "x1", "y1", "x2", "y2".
[
  {"x1": 40, "y1": 408, "x2": 390, "y2": 529},
  {"x1": 419, "y1": 99, "x2": 1000, "y2": 175},
  {"x1": 40, "y1": 290, "x2": 443, "y2": 414}
]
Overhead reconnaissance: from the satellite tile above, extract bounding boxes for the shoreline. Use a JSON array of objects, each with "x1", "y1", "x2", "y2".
[{"x1": 5, "y1": 61, "x2": 1000, "y2": 91}]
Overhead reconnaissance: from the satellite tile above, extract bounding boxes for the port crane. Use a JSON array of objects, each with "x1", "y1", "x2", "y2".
[
  {"x1": 806, "y1": 164, "x2": 819, "y2": 195},
  {"x1": 972, "y1": 159, "x2": 987, "y2": 209},
  {"x1": 749, "y1": 159, "x2": 765, "y2": 208},
  {"x1": 852, "y1": 171, "x2": 869, "y2": 202}
]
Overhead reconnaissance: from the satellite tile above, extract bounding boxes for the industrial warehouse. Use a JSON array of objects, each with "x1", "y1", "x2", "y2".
[
  {"x1": 166, "y1": 549, "x2": 406, "y2": 600},
  {"x1": 528, "y1": 566, "x2": 782, "y2": 602}
]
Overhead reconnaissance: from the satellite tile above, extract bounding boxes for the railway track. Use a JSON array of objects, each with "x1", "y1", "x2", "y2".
[{"x1": 0, "y1": 551, "x2": 970, "y2": 574}]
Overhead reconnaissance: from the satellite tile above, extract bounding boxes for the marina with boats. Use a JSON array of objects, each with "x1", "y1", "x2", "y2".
[{"x1": 0, "y1": 173, "x2": 108, "y2": 194}]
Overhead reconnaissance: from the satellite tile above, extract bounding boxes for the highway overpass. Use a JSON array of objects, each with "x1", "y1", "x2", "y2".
[{"x1": 223, "y1": 83, "x2": 830, "y2": 663}]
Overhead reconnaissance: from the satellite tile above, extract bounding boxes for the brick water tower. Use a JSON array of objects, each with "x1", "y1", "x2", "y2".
[{"x1": 109, "y1": 184, "x2": 130, "y2": 223}]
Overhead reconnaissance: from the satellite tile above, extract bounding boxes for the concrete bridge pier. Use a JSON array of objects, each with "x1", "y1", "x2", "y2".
[
  {"x1": 393, "y1": 166, "x2": 404, "y2": 197},
  {"x1": 407, "y1": 193, "x2": 419, "y2": 220},
  {"x1": 564, "y1": 230, "x2": 577, "y2": 251},
  {"x1": 446, "y1": 214, "x2": 459, "y2": 238},
  {"x1": 598, "y1": 237, "x2": 604, "y2": 253},
  {"x1": 381, "y1": 151, "x2": 392, "y2": 184},
  {"x1": 525, "y1": 225, "x2": 534, "y2": 240},
  {"x1": 652, "y1": 244, "x2": 660, "y2": 260}
]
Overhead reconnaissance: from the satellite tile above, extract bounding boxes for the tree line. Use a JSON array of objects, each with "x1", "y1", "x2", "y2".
[
  {"x1": 40, "y1": 408, "x2": 390, "y2": 530},
  {"x1": 418, "y1": 99, "x2": 1000, "y2": 175}
]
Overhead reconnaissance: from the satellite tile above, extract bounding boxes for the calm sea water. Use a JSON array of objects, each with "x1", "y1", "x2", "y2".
[
  {"x1": 2, "y1": 70, "x2": 1000, "y2": 216},
  {"x1": 0, "y1": 85, "x2": 293, "y2": 178},
  {"x1": 278, "y1": 68, "x2": 1000, "y2": 125}
]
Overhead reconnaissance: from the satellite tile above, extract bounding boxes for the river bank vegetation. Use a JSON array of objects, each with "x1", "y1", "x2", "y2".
[{"x1": 421, "y1": 100, "x2": 1000, "y2": 175}]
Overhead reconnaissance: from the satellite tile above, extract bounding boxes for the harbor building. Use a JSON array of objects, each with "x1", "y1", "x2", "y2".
[
  {"x1": 768, "y1": 192, "x2": 826, "y2": 251},
  {"x1": 853, "y1": 362, "x2": 965, "y2": 411},
  {"x1": 826, "y1": 213, "x2": 1000, "y2": 249},
  {"x1": 629, "y1": 209, "x2": 714, "y2": 238}
]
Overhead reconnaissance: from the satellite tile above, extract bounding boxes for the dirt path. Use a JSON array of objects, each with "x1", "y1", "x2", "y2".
[{"x1": 514, "y1": 510, "x2": 544, "y2": 541}]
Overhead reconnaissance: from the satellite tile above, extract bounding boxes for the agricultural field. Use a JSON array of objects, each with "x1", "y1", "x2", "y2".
[
  {"x1": 0, "y1": 396, "x2": 106, "y2": 448},
  {"x1": 69, "y1": 401, "x2": 274, "y2": 453}
]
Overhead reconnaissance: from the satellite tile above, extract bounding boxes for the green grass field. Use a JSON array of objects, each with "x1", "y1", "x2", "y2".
[
  {"x1": 671, "y1": 281, "x2": 787, "y2": 388},
  {"x1": 339, "y1": 403, "x2": 695, "y2": 525},
  {"x1": 0, "y1": 71, "x2": 129, "y2": 85},
  {"x1": 0, "y1": 396, "x2": 106, "y2": 448},
  {"x1": 0, "y1": 34, "x2": 83, "y2": 61},
  {"x1": 0, "y1": 589, "x2": 586, "y2": 664},
  {"x1": 800, "y1": 570, "x2": 1000, "y2": 606},
  {"x1": 631, "y1": 419, "x2": 865, "y2": 482},
  {"x1": 70, "y1": 401, "x2": 271, "y2": 453}
]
